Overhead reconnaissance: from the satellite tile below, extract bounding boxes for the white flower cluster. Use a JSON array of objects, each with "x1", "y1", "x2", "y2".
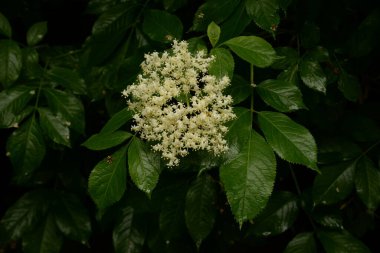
[{"x1": 122, "y1": 40, "x2": 235, "y2": 166}]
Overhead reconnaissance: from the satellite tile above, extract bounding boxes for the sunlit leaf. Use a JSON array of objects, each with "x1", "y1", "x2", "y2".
[
  {"x1": 88, "y1": 145, "x2": 128, "y2": 209},
  {"x1": 220, "y1": 130, "x2": 276, "y2": 226},
  {"x1": 224, "y1": 36, "x2": 277, "y2": 67},
  {"x1": 258, "y1": 111, "x2": 318, "y2": 171},
  {"x1": 128, "y1": 137, "x2": 161, "y2": 196}
]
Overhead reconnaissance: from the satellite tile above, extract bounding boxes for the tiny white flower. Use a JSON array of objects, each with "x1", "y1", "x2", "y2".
[{"x1": 122, "y1": 40, "x2": 236, "y2": 166}]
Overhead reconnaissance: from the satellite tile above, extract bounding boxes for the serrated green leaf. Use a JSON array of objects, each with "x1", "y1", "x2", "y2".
[
  {"x1": 207, "y1": 21, "x2": 221, "y2": 47},
  {"x1": 38, "y1": 108, "x2": 71, "y2": 147},
  {"x1": 224, "y1": 75, "x2": 251, "y2": 105},
  {"x1": 6, "y1": 117, "x2": 46, "y2": 184},
  {"x1": 26, "y1": 21, "x2": 47, "y2": 46},
  {"x1": 185, "y1": 174, "x2": 217, "y2": 247},
  {"x1": 0, "y1": 40, "x2": 22, "y2": 86},
  {"x1": 128, "y1": 137, "x2": 161, "y2": 196},
  {"x1": 249, "y1": 191, "x2": 299, "y2": 237},
  {"x1": 318, "y1": 230, "x2": 371, "y2": 253},
  {"x1": 0, "y1": 12, "x2": 12, "y2": 38},
  {"x1": 53, "y1": 193, "x2": 91, "y2": 242},
  {"x1": 47, "y1": 67, "x2": 86, "y2": 95},
  {"x1": 83, "y1": 131, "x2": 132, "y2": 150},
  {"x1": 100, "y1": 107, "x2": 134, "y2": 134},
  {"x1": 143, "y1": 10, "x2": 183, "y2": 43},
  {"x1": 258, "y1": 111, "x2": 318, "y2": 171},
  {"x1": 284, "y1": 232, "x2": 317, "y2": 253},
  {"x1": 0, "y1": 190, "x2": 50, "y2": 239},
  {"x1": 192, "y1": 0, "x2": 240, "y2": 31},
  {"x1": 208, "y1": 47, "x2": 234, "y2": 80},
  {"x1": 299, "y1": 59, "x2": 326, "y2": 93},
  {"x1": 224, "y1": 108, "x2": 252, "y2": 161},
  {"x1": 272, "y1": 47, "x2": 299, "y2": 70},
  {"x1": 113, "y1": 207, "x2": 146, "y2": 253},
  {"x1": 224, "y1": 36, "x2": 277, "y2": 68},
  {"x1": 22, "y1": 214, "x2": 63, "y2": 253},
  {"x1": 355, "y1": 157, "x2": 380, "y2": 210},
  {"x1": 246, "y1": 0, "x2": 280, "y2": 34},
  {"x1": 338, "y1": 72, "x2": 360, "y2": 102},
  {"x1": 218, "y1": 1, "x2": 251, "y2": 43},
  {"x1": 256, "y1": 79, "x2": 306, "y2": 112},
  {"x1": 0, "y1": 85, "x2": 35, "y2": 128},
  {"x1": 220, "y1": 130, "x2": 276, "y2": 226},
  {"x1": 312, "y1": 161, "x2": 356, "y2": 205},
  {"x1": 43, "y1": 89, "x2": 85, "y2": 133},
  {"x1": 88, "y1": 145, "x2": 128, "y2": 209}
]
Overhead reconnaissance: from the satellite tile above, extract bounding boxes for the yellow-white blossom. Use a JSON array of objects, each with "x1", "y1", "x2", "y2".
[{"x1": 122, "y1": 40, "x2": 235, "y2": 166}]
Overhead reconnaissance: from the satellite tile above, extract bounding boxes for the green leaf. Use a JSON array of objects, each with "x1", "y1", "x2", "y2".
[
  {"x1": 224, "y1": 108, "x2": 252, "y2": 160},
  {"x1": 207, "y1": 21, "x2": 221, "y2": 47},
  {"x1": 208, "y1": 47, "x2": 234, "y2": 80},
  {"x1": 0, "y1": 190, "x2": 49, "y2": 239},
  {"x1": 318, "y1": 230, "x2": 371, "y2": 253},
  {"x1": 299, "y1": 59, "x2": 326, "y2": 93},
  {"x1": 22, "y1": 47, "x2": 43, "y2": 79},
  {"x1": 53, "y1": 193, "x2": 91, "y2": 242},
  {"x1": 338, "y1": 72, "x2": 360, "y2": 102},
  {"x1": 185, "y1": 174, "x2": 218, "y2": 247},
  {"x1": 143, "y1": 10, "x2": 183, "y2": 43},
  {"x1": 100, "y1": 107, "x2": 134, "y2": 134},
  {"x1": 355, "y1": 157, "x2": 380, "y2": 210},
  {"x1": 258, "y1": 111, "x2": 318, "y2": 171},
  {"x1": 26, "y1": 21, "x2": 47, "y2": 46},
  {"x1": 256, "y1": 79, "x2": 306, "y2": 112},
  {"x1": 6, "y1": 117, "x2": 46, "y2": 184},
  {"x1": 187, "y1": 37, "x2": 208, "y2": 54},
  {"x1": 88, "y1": 145, "x2": 128, "y2": 209},
  {"x1": 47, "y1": 67, "x2": 86, "y2": 95},
  {"x1": 224, "y1": 36, "x2": 277, "y2": 68},
  {"x1": 22, "y1": 214, "x2": 63, "y2": 253},
  {"x1": 312, "y1": 161, "x2": 356, "y2": 205},
  {"x1": 43, "y1": 89, "x2": 85, "y2": 133},
  {"x1": 220, "y1": 130, "x2": 276, "y2": 226},
  {"x1": 249, "y1": 191, "x2": 299, "y2": 237},
  {"x1": 245, "y1": 0, "x2": 280, "y2": 34},
  {"x1": 278, "y1": 64, "x2": 299, "y2": 86},
  {"x1": 113, "y1": 207, "x2": 146, "y2": 253},
  {"x1": 192, "y1": 0, "x2": 240, "y2": 32},
  {"x1": 128, "y1": 137, "x2": 161, "y2": 196},
  {"x1": 312, "y1": 207, "x2": 344, "y2": 230},
  {"x1": 38, "y1": 108, "x2": 71, "y2": 147},
  {"x1": 85, "y1": 3, "x2": 139, "y2": 65},
  {"x1": 0, "y1": 12, "x2": 12, "y2": 38},
  {"x1": 284, "y1": 232, "x2": 317, "y2": 253},
  {"x1": 83, "y1": 131, "x2": 132, "y2": 150},
  {"x1": 0, "y1": 40, "x2": 22, "y2": 86},
  {"x1": 0, "y1": 85, "x2": 35, "y2": 128},
  {"x1": 218, "y1": 1, "x2": 251, "y2": 43},
  {"x1": 224, "y1": 75, "x2": 251, "y2": 105},
  {"x1": 271, "y1": 47, "x2": 299, "y2": 70}
]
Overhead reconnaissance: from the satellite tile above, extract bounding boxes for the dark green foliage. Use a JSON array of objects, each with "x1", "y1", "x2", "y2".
[{"x1": 1, "y1": 0, "x2": 380, "y2": 252}]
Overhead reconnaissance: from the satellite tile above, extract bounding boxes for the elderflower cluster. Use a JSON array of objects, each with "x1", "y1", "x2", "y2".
[{"x1": 122, "y1": 40, "x2": 235, "y2": 166}]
